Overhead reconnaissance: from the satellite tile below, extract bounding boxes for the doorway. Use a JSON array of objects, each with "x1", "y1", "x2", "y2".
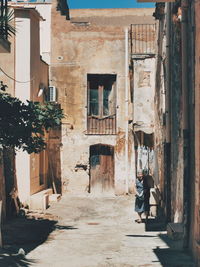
[{"x1": 89, "y1": 144, "x2": 114, "y2": 194}]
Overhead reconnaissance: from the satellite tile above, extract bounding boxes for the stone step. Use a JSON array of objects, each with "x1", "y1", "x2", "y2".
[
  {"x1": 29, "y1": 188, "x2": 53, "y2": 210},
  {"x1": 30, "y1": 193, "x2": 49, "y2": 211},
  {"x1": 49, "y1": 194, "x2": 61, "y2": 203},
  {"x1": 42, "y1": 188, "x2": 53, "y2": 196},
  {"x1": 167, "y1": 222, "x2": 184, "y2": 240}
]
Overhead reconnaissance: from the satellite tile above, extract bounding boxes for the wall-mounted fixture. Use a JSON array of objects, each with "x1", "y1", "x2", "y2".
[
  {"x1": 37, "y1": 83, "x2": 45, "y2": 97},
  {"x1": 47, "y1": 86, "x2": 57, "y2": 102}
]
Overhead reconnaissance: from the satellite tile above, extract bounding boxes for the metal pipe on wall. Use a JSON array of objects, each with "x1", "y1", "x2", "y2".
[
  {"x1": 125, "y1": 27, "x2": 129, "y2": 194},
  {"x1": 165, "y1": 2, "x2": 172, "y2": 223},
  {"x1": 181, "y1": 0, "x2": 189, "y2": 131},
  {"x1": 165, "y1": 3, "x2": 171, "y2": 143},
  {"x1": 181, "y1": 0, "x2": 190, "y2": 248}
]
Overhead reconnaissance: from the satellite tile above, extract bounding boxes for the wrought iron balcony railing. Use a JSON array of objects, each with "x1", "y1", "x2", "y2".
[
  {"x1": 130, "y1": 24, "x2": 157, "y2": 55},
  {"x1": 87, "y1": 115, "x2": 116, "y2": 135}
]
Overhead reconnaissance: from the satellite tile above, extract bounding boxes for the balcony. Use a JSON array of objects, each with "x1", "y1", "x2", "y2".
[
  {"x1": 87, "y1": 115, "x2": 116, "y2": 135},
  {"x1": 130, "y1": 24, "x2": 156, "y2": 57},
  {"x1": 0, "y1": 0, "x2": 11, "y2": 53},
  {"x1": 87, "y1": 74, "x2": 117, "y2": 135}
]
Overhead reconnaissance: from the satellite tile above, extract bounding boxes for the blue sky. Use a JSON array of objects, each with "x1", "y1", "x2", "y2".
[{"x1": 67, "y1": 0, "x2": 155, "y2": 9}]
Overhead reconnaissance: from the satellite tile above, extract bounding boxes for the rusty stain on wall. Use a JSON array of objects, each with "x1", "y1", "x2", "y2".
[
  {"x1": 138, "y1": 71, "x2": 151, "y2": 87},
  {"x1": 115, "y1": 132, "x2": 125, "y2": 155}
]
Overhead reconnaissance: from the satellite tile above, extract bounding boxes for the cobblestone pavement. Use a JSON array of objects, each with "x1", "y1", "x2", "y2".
[{"x1": 1, "y1": 195, "x2": 195, "y2": 267}]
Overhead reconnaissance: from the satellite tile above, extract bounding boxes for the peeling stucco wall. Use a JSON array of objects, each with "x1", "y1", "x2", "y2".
[
  {"x1": 155, "y1": 5, "x2": 184, "y2": 223},
  {"x1": 170, "y1": 18, "x2": 184, "y2": 223},
  {"x1": 51, "y1": 4, "x2": 155, "y2": 195},
  {"x1": 153, "y1": 7, "x2": 166, "y2": 212},
  {"x1": 154, "y1": 2, "x2": 199, "y2": 263},
  {"x1": 133, "y1": 58, "x2": 155, "y2": 130}
]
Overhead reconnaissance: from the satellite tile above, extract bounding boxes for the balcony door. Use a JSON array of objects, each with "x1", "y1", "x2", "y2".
[{"x1": 87, "y1": 74, "x2": 116, "y2": 135}]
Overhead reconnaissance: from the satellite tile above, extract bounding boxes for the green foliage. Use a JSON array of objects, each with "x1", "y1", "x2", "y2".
[
  {"x1": 0, "y1": 9, "x2": 16, "y2": 39},
  {"x1": 0, "y1": 84, "x2": 64, "y2": 154}
]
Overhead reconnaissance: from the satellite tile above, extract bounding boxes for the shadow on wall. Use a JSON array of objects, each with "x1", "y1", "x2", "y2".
[
  {"x1": 48, "y1": 126, "x2": 62, "y2": 194},
  {"x1": 153, "y1": 233, "x2": 195, "y2": 267},
  {"x1": 145, "y1": 218, "x2": 166, "y2": 232},
  {"x1": 153, "y1": 246, "x2": 195, "y2": 267},
  {"x1": 3, "y1": 148, "x2": 17, "y2": 219}
]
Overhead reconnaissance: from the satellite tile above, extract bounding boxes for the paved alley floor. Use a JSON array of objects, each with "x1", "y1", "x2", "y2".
[{"x1": 1, "y1": 195, "x2": 195, "y2": 267}]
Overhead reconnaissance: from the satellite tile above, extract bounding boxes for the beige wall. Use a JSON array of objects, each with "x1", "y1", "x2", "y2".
[
  {"x1": 36, "y1": 4, "x2": 52, "y2": 64},
  {"x1": 29, "y1": 13, "x2": 49, "y2": 195},
  {"x1": 133, "y1": 58, "x2": 155, "y2": 131},
  {"x1": 0, "y1": 36, "x2": 15, "y2": 96},
  {"x1": 51, "y1": 3, "x2": 155, "y2": 194},
  {"x1": 70, "y1": 8, "x2": 155, "y2": 20},
  {"x1": 0, "y1": 3, "x2": 52, "y2": 209},
  {"x1": 14, "y1": 8, "x2": 49, "y2": 204}
]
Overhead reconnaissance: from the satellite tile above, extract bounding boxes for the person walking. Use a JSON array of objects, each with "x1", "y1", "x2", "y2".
[{"x1": 134, "y1": 171, "x2": 150, "y2": 223}]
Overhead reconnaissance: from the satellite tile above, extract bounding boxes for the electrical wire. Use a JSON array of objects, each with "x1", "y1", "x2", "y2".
[{"x1": 0, "y1": 66, "x2": 34, "y2": 83}]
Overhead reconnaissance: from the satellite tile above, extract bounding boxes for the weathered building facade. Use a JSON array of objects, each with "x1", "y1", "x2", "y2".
[
  {"x1": 0, "y1": 5, "x2": 51, "y2": 213},
  {"x1": 154, "y1": 1, "x2": 200, "y2": 265},
  {"x1": 51, "y1": 4, "x2": 156, "y2": 195},
  {"x1": 130, "y1": 23, "x2": 157, "y2": 184}
]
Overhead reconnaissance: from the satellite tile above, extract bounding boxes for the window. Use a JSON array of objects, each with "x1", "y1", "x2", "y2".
[{"x1": 87, "y1": 74, "x2": 117, "y2": 135}]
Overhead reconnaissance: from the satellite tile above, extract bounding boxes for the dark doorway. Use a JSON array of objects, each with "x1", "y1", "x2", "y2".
[{"x1": 89, "y1": 144, "x2": 114, "y2": 194}]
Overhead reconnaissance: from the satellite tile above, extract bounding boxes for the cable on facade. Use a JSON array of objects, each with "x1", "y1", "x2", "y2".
[{"x1": 0, "y1": 67, "x2": 34, "y2": 84}]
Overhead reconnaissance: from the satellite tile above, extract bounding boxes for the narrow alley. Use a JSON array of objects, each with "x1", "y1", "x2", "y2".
[
  {"x1": 1, "y1": 0, "x2": 200, "y2": 265},
  {"x1": 1, "y1": 195, "x2": 195, "y2": 267}
]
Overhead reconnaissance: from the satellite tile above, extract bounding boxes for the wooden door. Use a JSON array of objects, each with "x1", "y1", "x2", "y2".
[{"x1": 90, "y1": 145, "x2": 114, "y2": 194}]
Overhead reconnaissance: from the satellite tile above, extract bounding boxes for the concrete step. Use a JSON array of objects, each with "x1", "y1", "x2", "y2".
[
  {"x1": 42, "y1": 188, "x2": 53, "y2": 195},
  {"x1": 49, "y1": 194, "x2": 61, "y2": 203},
  {"x1": 167, "y1": 222, "x2": 184, "y2": 240},
  {"x1": 30, "y1": 193, "x2": 49, "y2": 211},
  {"x1": 30, "y1": 188, "x2": 53, "y2": 210}
]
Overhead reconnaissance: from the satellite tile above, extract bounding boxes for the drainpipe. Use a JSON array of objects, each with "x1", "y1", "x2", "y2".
[
  {"x1": 125, "y1": 27, "x2": 129, "y2": 194},
  {"x1": 165, "y1": 3, "x2": 172, "y2": 222},
  {"x1": 181, "y1": 1, "x2": 189, "y2": 130},
  {"x1": 181, "y1": 0, "x2": 190, "y2": 248},
  {"x1": 165, "y1": 3, "x2": 171, "y2": 144}
]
